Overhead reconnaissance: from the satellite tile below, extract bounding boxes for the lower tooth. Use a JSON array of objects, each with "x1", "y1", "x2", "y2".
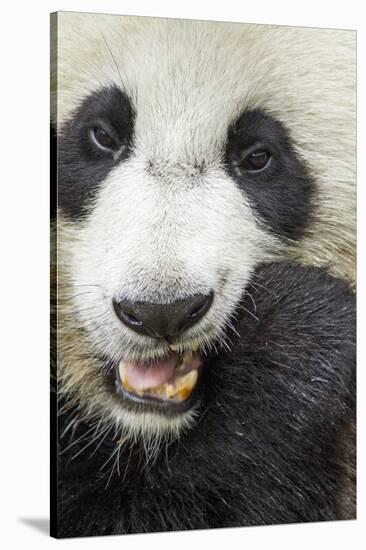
[
  {"x1": 179, "y1": 369, "x2": 198, "y2": 390},
  {"x1": 118, "y1": 362, "x2": 143, "y2": 395},
  {"x1": 171, "y1": 370, "x2": 198, "y2": 400},
  {"x1": 165, "y1": 383, "x2": 177, "y2": 398},
  {"x1": 119, "y1": 361, "x2": 127, "y2": 386},
  {"x1": 146, "y1": 370, "x2": 198, "y2": 401}
]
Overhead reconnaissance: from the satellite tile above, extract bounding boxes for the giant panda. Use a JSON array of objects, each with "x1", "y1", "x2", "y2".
[{"x1": 51, "y1": 13, "x2": 356, "y2": 538}]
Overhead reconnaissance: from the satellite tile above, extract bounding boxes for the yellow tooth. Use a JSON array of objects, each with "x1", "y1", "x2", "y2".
[
  {"x1": 177, "y1": 369, "x2": 198, "y2": 392},
  {"x1": 118, "y1": 361, "x2": 126, "y2": 383},
  {"x1": 158, "y1": 370, "x2": 198, "y2": 401},
  {"x1": 165, "y1": 382, "x2": 177, "y2": 398},
  {"x1": 191, "y1": 342, "x2": 199, "y2": 352},
  {"x1": 177, "y1": 370, "x2": 198, "y2": 401},
  {"x1": 169, "y1": 344, "x2": 179, "y2": 351},
  {"x1": 118, "y1": 361, "x2": 138, "y2": 394}
]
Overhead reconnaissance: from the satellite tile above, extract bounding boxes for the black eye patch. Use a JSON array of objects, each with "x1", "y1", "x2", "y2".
[
  {"x1": 57, "y1": 85, "x2": 135, "y2": 218},
  {"x1": 225, "y1": 109, "x2": 314, "y2": 241}
]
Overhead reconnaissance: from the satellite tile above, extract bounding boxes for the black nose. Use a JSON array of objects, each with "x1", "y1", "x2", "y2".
[{"x1": 112, "y1": 292, "x2": 214, "y2": 339}]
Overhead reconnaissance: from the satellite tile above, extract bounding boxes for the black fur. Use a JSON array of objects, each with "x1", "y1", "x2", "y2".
[
  {"x1": 58, "y1": 85, "x2": 135, "y2": 217},
  {"x1": 225, "y1": 110, "x2": 314, "y2": 240},
  {"x1": 56, "y1": 262, "x2": 355, "y2": 538}
]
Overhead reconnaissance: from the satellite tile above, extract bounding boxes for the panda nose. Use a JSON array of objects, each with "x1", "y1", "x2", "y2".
[{"x1": 112, "y1": 292, "x2": 214, "y2": 339}]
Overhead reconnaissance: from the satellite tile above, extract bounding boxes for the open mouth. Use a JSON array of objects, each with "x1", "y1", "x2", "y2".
[{"x1": 115, "y1": 346, "x2": 203, "y2": 412}]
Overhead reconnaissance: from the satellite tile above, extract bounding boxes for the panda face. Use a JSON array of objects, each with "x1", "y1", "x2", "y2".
[
  {"x1": 58, "y1": 87, "x2": 313, "y2": 436},
  {"x1": 56, "y1": 15, "x2": 355, "y2": 440}
]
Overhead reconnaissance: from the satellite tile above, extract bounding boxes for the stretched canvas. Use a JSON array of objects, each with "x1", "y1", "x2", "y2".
[{"x1": 50, "y1": 11, "x2": 356, "y2": 539}]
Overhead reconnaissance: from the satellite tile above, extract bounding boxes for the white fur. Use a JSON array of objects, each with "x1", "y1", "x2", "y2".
[{"x1": 54, "y1": 14, "x2": 356, "y2": 439}]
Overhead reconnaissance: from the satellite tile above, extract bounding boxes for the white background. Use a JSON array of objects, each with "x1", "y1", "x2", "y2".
[{"x1": 0, "y1": 0, "x2": 364, "y2": 548}]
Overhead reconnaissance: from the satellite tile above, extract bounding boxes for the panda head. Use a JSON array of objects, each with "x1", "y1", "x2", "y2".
[{"x1": 55, "y1": 14, "x2": 356, "y2": 442}]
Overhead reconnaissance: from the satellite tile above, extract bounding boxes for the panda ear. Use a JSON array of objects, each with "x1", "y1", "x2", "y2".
[{"x1": 50, "y1": 124, "x2": 57, "y2": 220}]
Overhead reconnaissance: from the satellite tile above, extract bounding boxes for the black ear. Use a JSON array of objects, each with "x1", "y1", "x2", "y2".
[{"x1": 50, "y1": 124, "x2": 57, "y2": 220}]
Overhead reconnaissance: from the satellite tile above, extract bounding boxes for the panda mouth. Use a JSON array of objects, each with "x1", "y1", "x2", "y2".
[{"x1": 115, "y1": 348, "x2": 202, "y2": 409}]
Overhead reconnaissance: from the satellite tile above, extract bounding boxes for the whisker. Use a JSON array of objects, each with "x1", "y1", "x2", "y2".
[
  {"x1": 237, "y1": 303, "x2": 259, "y2": 321},
  {"x1": 244, "y1": 290, "x2": 257, "y2": 313},
  {"x1": 59, "y1": 424, "x2": 96, "y2": 455}
]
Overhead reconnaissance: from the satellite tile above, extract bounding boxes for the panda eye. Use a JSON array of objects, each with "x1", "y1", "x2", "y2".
[
  {"x1": 240, "y1": 149, "x2": 272, "y2": 172},
  {"x1": 90, "y1": 126, "x2": 119, "y2": 153}
]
